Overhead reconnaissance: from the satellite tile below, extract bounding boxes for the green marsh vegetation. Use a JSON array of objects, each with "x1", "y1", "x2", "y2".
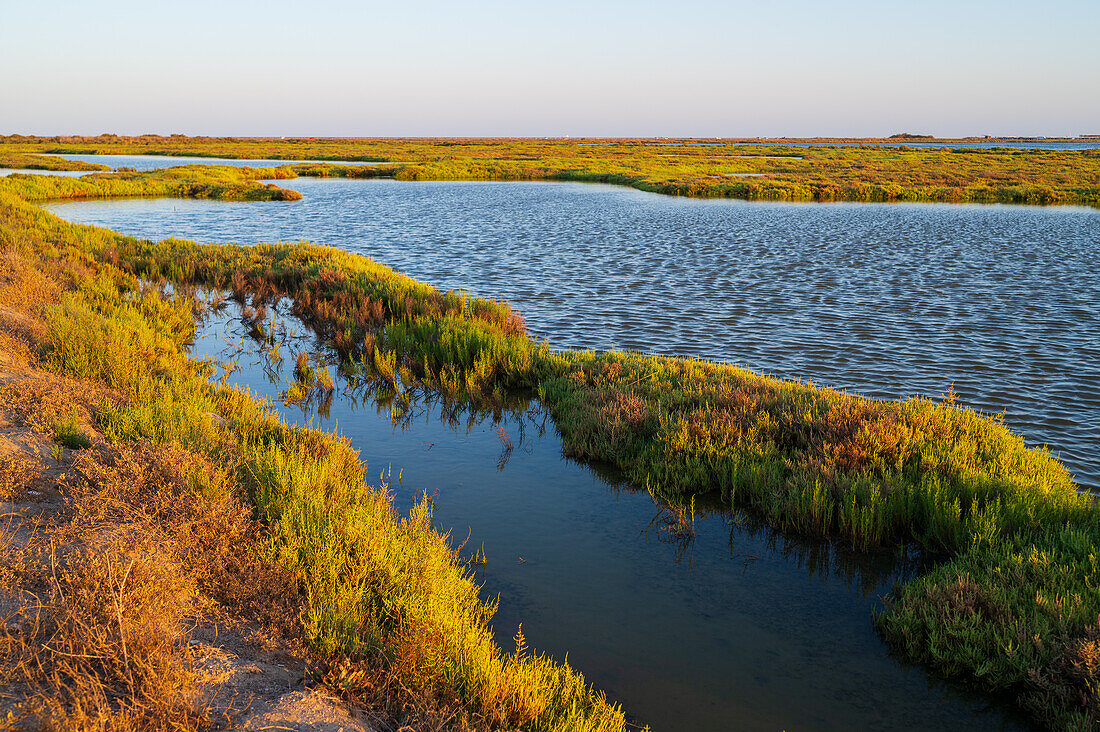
[
  {"x1": 3, "y1": 163, "x2": 1099, "y2": 728},
  {"x1": 3, "y1": 135, "x2": 1099, "y2": 206},
  {"x1": 0, "y1": 173, "x2": 627, "y2": 730},
  {"x1": 1, "y1": 160, "x2": 303, "y2": 201},
  {"x1": 0, "y1": 150, "x2": 110, "y2": 172}
]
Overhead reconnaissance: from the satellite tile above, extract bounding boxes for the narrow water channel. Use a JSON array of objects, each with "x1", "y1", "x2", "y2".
[{"x1": 188, "y1": 299, "x2": 1023, "y2": 731}]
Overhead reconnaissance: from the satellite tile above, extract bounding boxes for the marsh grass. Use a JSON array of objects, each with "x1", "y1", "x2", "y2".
[
  {"x1": 3, "y1": 134, "x2": 1097, "y2": 206},
  {"x1": 0, "y1": 173, "x2": 628, "y2": 731},
  {"x1": 0, "y1": 151, "x2": 110, "y2": 172},
  {"x1": 54, "y1": 407, "x2": 93, "y2": 449},
  {"x1": 1, "y1": 162, "x2": 1097, "y2": 727},
  {"x1": 4, "y1": 164, "x2": 301, "y2": 204},
  {"x1": 539, "y1": 351, "x2": 1083, "y2": 552}
]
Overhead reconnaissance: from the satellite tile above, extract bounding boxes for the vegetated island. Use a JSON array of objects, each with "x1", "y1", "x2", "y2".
[
  {"x1": 0, "y1": 157, "x2": 1097, "y2": 731},
  {"x1": 1, "y1": 134, "x2": 1098, "y2": 206}
]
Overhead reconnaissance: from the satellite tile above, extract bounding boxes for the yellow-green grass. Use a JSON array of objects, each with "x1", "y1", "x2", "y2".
[
  {"x1": 3, "y1": 162, "x2": 302, "y2": 202},
  {"x1": 0, "y1": 150, "x2": 110, "y2": 171},
  {"x1": 538, "y1": 351, "x2": 1086, "y2": 550},
  {"x1": 3, "y1": 135, "x2": 1099, "y2": 206},
  {"x1": 3, "y1": 165, "x2": 1098, "y2": 727},
  {"x1": 1, "y1": 173, "x2": 626, "y2": 730}
]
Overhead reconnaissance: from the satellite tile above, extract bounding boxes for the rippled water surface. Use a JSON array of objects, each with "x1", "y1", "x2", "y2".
[
  {"x1": 41, "y1": 167, "x2": 1097, "y2": 729},
  {"x1": 48, "y1": 178, "x2": 1100, "y2": 489}
]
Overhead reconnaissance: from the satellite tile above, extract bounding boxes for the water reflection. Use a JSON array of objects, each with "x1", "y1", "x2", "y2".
[
  {"x1": 0, "y1": 168, "x2": 94, "y2": 177},
  {"x1": 186, "y1": 293, "x2": 1024, "y2": 731}
]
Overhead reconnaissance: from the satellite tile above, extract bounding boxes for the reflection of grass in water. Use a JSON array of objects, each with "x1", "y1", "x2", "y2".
[{"x1": 647, "y1": 495, "x2": 697, "y2": 565}]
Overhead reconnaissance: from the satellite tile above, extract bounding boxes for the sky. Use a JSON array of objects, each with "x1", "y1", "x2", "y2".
[{"x1": 2, "y1": 0, "x2": 1098, "y2": 138}]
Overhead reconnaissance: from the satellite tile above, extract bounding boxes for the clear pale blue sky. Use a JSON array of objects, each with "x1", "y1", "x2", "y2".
[{"x1": 2, "y1": 0, "x2": 1098, "y2": 137}]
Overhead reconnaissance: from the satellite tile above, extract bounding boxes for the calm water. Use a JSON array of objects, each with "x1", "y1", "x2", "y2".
[
  {"x1": 184, "y1": 299, "x2": 1024, "y2": 731},
  {"x1": 39, "y1": 153, "x2": 387, "y2": 171},
  {"x1": 47, "y1": 178, "x2": 1100, "y2": 491},
  {"x1": 0, "y1": 168, "x2": 92, "y2": 177}
]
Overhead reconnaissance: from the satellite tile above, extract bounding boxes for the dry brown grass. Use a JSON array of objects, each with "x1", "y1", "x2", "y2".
[
  {"x1": 0, "y1": 452, "x2": 44, "y2": 501},
  {"x1": 0, "y1": 249, "x2": 61, "y2": 319},
  {"x1": 0, "y1": 376, "x2": 112, "y2": 439},
  {"x1": 0, "y1": 250, "x2": 56, "y2": 367},
  {"x1": 0, "y1": 440, "x2": 309, "y2": 731},
  {"x1": 2, "y1": 533, "x2": 206, "y2": 731},
  {"x1": 62, "y1": 443, "x2": 301, "y2": 631}
]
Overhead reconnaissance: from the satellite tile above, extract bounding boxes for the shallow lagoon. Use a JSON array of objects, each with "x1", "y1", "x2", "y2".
[
  {"x1": 43, "y1": 165, "x2": 1100, "y2": 729},
  {"x1": 48, "y1": 176, "x2": 1100, "y2": 490}
]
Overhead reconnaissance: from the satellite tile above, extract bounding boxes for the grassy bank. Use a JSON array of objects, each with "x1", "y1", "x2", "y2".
[
  {"x1": 0, "y1": 151, "x2": 110, "y2": 172},
  {"x1": 2, "y1": 135, "x2": 1099, "y2": 206},
  {"x1": 0, "y1": 175, "x2": 625, "y2": 729},
  {"x1": 3, "y1": 163, "x2": 302, "y2": 202},
  {"x1": 3, "y1": 166, "x2": 1098, "y2": 728}
]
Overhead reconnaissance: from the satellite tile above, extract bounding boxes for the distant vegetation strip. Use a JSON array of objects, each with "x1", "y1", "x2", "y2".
[
  {"x1": 0, "y1": 151, "x2": 110, "y2": 171},
  {"x1": 2, "y1": 136, "x2": 1098, "y2": 206},
  {"x1": 3, "y1": 165, "x2": 1099, "y2": 728},
  {"x1": 0, "y1": 159, "x2": 303, "y2": 201}
]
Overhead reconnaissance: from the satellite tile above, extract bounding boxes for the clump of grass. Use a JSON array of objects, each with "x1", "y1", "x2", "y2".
[
  {"x1": 64, "y1": 442, "x2": 302, "y2": 628},
  {"x1": 54, "y1": 406, "x2": 93, "y2": 449},
  {"x1": 0, "y1": 438, "x2": 303, "y2": 731},
  {"x1": 284, "y1": 352, "x2": 335, "y2": 409},
  {"x1": 294, "y1": 350, "x2": 316, "y2": 386},
  {"x1": 315, "y1": 361, "x2": 334, "y2": 393},
  {"x1": 3, "y1": 536, "x2": 207, "y2": 731}
]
